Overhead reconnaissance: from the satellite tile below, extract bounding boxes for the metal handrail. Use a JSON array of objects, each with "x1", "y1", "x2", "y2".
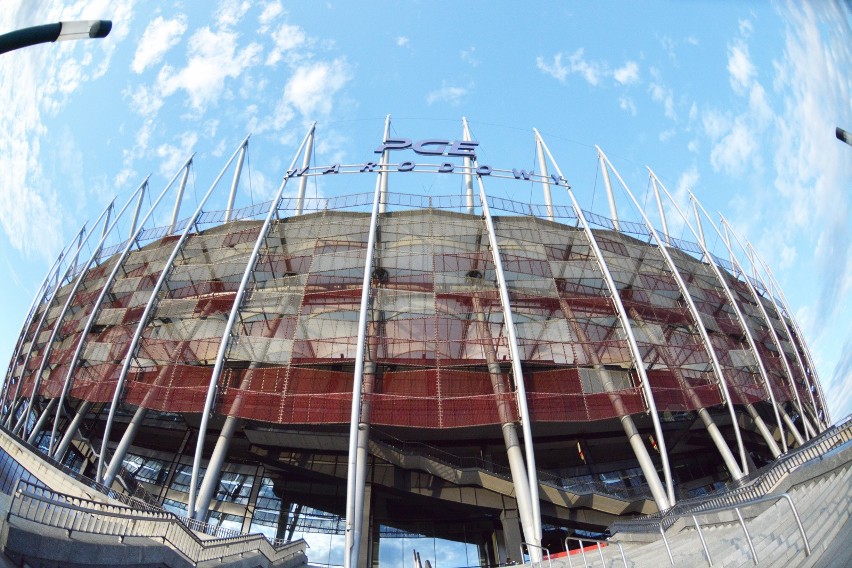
[
  {"x1": 371, "y1": 429, "x2": 654, "y2": 502},
  {"x1": 610, "y1": 413, "x2": 852, "y2": 534},
  {"x1": 520, "y1": 542, "x2": 551, "y2": 568},
  {"x1": 8, "y1": 480, "x2": 307, "y2": 565},
  {"x1": 0, "y1": 426, "x2": 294, "y2": 545},
  {"x1": 627, "y1": 491, "x2": 809, "y2": 566},
  {"x1": 564, "y1": 536, "x2": 627, "y2": 567}
]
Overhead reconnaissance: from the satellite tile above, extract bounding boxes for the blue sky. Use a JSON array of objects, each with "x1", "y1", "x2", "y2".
[{"x1": 0, "y1": 0, "x2": 850, "y2": 430}]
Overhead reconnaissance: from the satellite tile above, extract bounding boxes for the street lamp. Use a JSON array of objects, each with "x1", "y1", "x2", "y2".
[
  {"x1": 837, "y1": 127, "x2": 852, "y2": 147},
  {"x1": 0, "y1": 20, "x2": 111, "y2": 55}
]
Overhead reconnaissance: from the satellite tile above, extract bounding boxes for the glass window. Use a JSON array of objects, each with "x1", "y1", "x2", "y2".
[
  {"x1": 207, "y1": 510, "x2": 244, "y2": 533},
  {"x1": 162, "y1": 497, "x2": 187, "y2": 516},
  {"x1": 215, "y1": 471, "x2": 254, "y2": 504},
  {"x1": 168, "y1": 464, "x2": 206, "y2": 494}
]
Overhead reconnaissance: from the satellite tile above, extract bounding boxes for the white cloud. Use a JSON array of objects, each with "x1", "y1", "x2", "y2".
[
  {"x1": 426, "y1": 83, "x2": 469, "y2": 106},
  {"x1": 660, "y1": 36, "x2": 676, "y2": 60},
  {"x1": 396, "y1": 36, "x2": 410, "y2": 48},
  {"x1": 657, "y1": 166, "x2": 699, "y2": 238},
  {"x1": 536, "y1": 49, "x2": 602, "y2": 86},
  {"x1": 259, "y1": 1, "x2": 284, "y2": 28},
  {"x1": 266, "y1": 23, "x2": 307, "y2": 66},
  {"x1": 155, "y1": 131, "x2": 198, "y2": 178},
  {"x1": 216, "y1": 0, "x2": 251, "y2": 28},
  {"x1": 727, "y1": 40, "x2": 756, "y2": 94},
  {"x1": 659, "y1": 129, "x2": 676, "y2": 142},
  {"x1": 619, "y1": 96, "x2": 637, "y2": 116},
  {"x1": 279, "y1": 58, "x2": 352, "y2": 119},
  {"x1": 739, "y1": 18, "x2": 754, "y2": 38},
  {"x1": 132, "y1": 15, "x2": 188, "y2": 73},
  {"x1": 614, "y1": 61, "x2": 640, "y2": 85},
  {"x1": 709, "y1": 119, "x2": 756, "y2": 174},
  {"x1": 701, "y1": 109, "x2": 730, "y2": 139},
  {"x1": 461, "y1": 47, "x2": 479, "y2": 67},
  {"x1": 648, "y1": 80, "x2": 676, "y2": 120},
  {"x1": 0, "y1": 0, "x2": 135, "y2": 260},
  {"x1": 157, "y1": 27, "x2": 263, "y2": 112},
  {"x1": 127, "y1": 84, "x2": 164, "y2": 117}
]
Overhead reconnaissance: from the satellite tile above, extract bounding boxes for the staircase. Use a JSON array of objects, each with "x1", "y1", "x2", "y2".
[
  {"x1": 524, "y1": 416, "x2": 852, "y2": 568},
  {"x1": 0, "y1": 480, "x2": 308, "y2": 568}
]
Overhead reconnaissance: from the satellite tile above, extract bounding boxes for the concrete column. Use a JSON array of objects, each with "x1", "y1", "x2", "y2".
[
  {"x1": 620, "y1": 413, "x2": 670, "y2": 509},
  {"x1": 102, "y1": 405, "x2": 147, "y2": 487},
  {"x1": 746, "y1": 404, "x2": 782, "y2": 458},
  {"x1": 52, "y1": 400, "x2": 92, "y2": 461},
  {"x1": 471, "y1": 295, "x2": 538, "y2": 547},
  {"x1": 801, "y1": 413, "x2": 818, "y2": 439},
  {"x1": 192, "y1": 415, "x2": 240, "y2": 519},
  {"x1": 779, "y1": 405, "x2": 805, "y2": 447},
  {"x1": 697, "y1": 407, "x2": 743, "y2": 479},
  {"x1": 499, "y1": 508, "x2": 523, "y2": 566},
  {"x1": 24, "y1": 398, "x2": 57, "y2": 445},
  {"x1": 556, "y1": 297, "x2": 671, "y2": 510},
  {"x1": 358, "y1": 483, "x2": 372, "y2": 568}
]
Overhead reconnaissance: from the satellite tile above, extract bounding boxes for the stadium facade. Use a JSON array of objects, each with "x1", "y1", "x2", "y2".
[{"x1": 0, "y1": 117, "x2": 829, "y2": 566}]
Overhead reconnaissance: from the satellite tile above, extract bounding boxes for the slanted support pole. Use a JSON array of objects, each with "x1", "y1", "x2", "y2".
[
  {"x1": 128, "y1": 182, "x2": 147, "y2": 238},
  {"x1": 475, "y1": 140, "x2": 542, "y2": 555},
  {"x1": 650, "y1": 175, "x2": 671, "y2": 245},
  {"x1": 43, "y1": 178, "x2": 150, "y2": 455},
  {"x1": 168, "y1": 162, "x2": 192, "y2": 235},
  {"x1": 98, "y1": 138, "x2": 250, "y2": 485},
  {"x1": 224, "y1": 141, "x2": 249, "y2": 223},
  {"x1": 25, "y1": 398, "x2": 57, "y2": 445},
  {"x1": 745, "y1": 404, "x2": 782, "y2": 457},
  {"x1": 189, "y1": 124, "x2": 316, "y2": 521},
  {"x1": 721, "y1": 221, "x2": 809, "y2": 443},
  {"x1": 102, "y1": 404, "x2": 146, "y2": 486},
  {"x1": 52, "y1": 400, "x2": 92, "y2": 461},
  {"x1": 539, "y1": 132, "x2": 675, "y2": 508},
  {"x1": 462, "y1": 117, "x2": 475, "y2": 215},
  {"x1": 46, "y1": 163, "x2": 188, "y2": 459},
  {"x1": 692, "y1": 199, "x2": 707, "y2": 250},
  {"x1": 600, "y1": 151, "x2": 746, "y2": 478},
  {"x1": 2, "y1": 233, "x2": 73, "y2": 409},
  {"x1": 779, "y1": 404, "x2": 806, "y2": 446},
  {"x1": 344, "y1": 118, "x2": 387, "y2": 568},
  {"x1": 684, "y1": 192, "x2": 788, "y2": 453},
  {"x1": 556, "y1": 293, "x2": 671, "y2": 509},
  {"x1": 599, "y1": 152, "x2": 620, "y2": 231},
  {"x1": 294, "y1": 127, "x2": 315, "y2": 216},
  {"x1": 13, "y1": 200, "x2": 116, "y2": 437},
  {"x1": 378, "y1": 114, "x2": 391, "y2": 215},
  {"x1": 756, "y1": 261, "x2": 829, "y2": 428},
  {"x1": 535, "y1": 138, "x2": 555, "y2": 221},
  {"x1": 747, "y1": 248, "x2": 822, "y2": 433},
  {"x1": 5, "y1": 223, "x2": 89, "y2": 429},
  {"x1": 470, "y1": 296, "x2": 537, "y2": 549}
]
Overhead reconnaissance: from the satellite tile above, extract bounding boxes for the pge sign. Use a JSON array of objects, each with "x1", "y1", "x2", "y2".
[{"x1": 375, "y1": 139, "x2": 479, "y2": 158}]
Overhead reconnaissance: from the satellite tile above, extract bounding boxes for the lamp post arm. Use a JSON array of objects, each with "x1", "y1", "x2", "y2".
[{"x1": 0, "y1": 21, "x2": 111, "y2": 55}]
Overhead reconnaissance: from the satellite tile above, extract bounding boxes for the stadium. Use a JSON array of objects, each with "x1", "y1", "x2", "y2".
[{"x1": 0, "y1": 118, "x2": 839, "y2": 567}]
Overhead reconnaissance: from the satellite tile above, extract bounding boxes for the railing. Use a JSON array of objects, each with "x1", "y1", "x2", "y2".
[
  {"x1": 0, "y1": 424, "x2": 291, "y2": 545},
  {"x1": 610, "y1": 413, "x2": 852, "y2": 535},
  {"x1": 7, "y1": 480, "x2": 307, "y2": 565},
  {"x1": 520, "y1": 542, "x2": 551, "y2": 568},
  {"x1": 651, "y1": 493, "x2": 808, "y2": 566},
  {"x1": 0, "y1": 423, "x2": 163, "y2": 513},
  {"x1": 563, "y1": 536, "x2": 627, "y2": 568},
  {"x1": 372, "y1": 429, "x2": 654, "y2": 503}
]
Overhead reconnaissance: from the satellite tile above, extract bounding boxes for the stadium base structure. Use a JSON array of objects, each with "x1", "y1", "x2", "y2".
[{"x1": 0, "y1": 118, "x2": 833, "y2": 567}]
